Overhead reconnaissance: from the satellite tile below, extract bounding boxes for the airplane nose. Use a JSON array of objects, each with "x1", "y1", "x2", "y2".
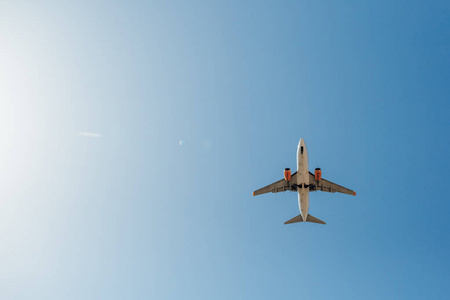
[{"x1": 298, "y1": 138, "x2": 305, "y2": 152}]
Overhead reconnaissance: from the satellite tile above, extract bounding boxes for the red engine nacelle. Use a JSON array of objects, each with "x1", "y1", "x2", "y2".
[
  {"x1": 284, "y1": 168, "x2": 291, "y2": 181},
  {"x1": 315, "y1": 168, "x2": 322, "y2": 181}
]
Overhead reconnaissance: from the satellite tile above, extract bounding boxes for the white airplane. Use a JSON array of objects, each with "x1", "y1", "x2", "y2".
[{"x1": 253, "y1": 138, "x2": 356, "y2": 225}]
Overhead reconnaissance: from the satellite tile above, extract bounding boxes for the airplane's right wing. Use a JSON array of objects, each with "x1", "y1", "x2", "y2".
[
  {"x1": 253, "y1": 172, "x2": 297, "y2": 196},
  {"x1": 309, "y1": 172, "x2": 356, "y2": 196}
]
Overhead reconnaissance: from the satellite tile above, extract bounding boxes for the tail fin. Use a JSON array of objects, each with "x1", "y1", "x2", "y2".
[
  {"x1": 284, "y1": 214, "x2": 303, "y2": 224},
  {"x1": 305, "y1": 214, "x2": 326, "y2": 224},
  {"x1": 284, "y1": 214, "x2": 326, "y2": 225}
]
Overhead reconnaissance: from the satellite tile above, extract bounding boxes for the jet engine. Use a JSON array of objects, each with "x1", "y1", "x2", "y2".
[
  {"x1": 284, "y1": 168, "x2": 291, "y2": 181},
  {"x1": 315, "y1": 168, "x2": 322, "y2": 181}
]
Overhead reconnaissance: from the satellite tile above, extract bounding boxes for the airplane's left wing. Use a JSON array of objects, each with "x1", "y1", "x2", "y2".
[
  {"x1": 309, "y1": 172, "x2": 356, "y2": 196},
  {"x1": 253, "y1": 172, "x2": 297, "y2": 196}
]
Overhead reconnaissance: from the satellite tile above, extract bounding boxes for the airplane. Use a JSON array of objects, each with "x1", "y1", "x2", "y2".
[{"x1": 253, "y1": 138, "x2": 356, "y2": 225}]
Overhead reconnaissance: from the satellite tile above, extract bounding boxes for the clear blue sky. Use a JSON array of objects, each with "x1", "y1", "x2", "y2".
[{"x1": 0, "y1": 1, "x2": 449, "y2": 299}]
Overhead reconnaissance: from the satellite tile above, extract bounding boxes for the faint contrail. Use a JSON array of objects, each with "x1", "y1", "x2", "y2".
[{"x1": 78, "y1": 132, "x2": 102, "y2": 138}]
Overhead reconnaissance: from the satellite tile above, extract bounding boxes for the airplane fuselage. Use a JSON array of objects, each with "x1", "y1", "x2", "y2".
[{"x1": 297, "y1": 138, "x2": 309, "y2": 221}]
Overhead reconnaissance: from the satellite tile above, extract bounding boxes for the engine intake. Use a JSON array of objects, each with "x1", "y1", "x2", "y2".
[
  {"x1": 315, "y1": 168, "x2": 322, "y2": 181},
  {"x1": 284, "y1": 168, "x2": 291, "y2": 181}
]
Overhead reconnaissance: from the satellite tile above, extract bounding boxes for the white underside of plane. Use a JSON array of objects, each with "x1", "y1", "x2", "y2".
[
  {"x1": 253, "y1": 138, "x2": 356, "y2": 225},
  {"x1": 297, "y1": 139, "x2": 310, "y2": 222}
]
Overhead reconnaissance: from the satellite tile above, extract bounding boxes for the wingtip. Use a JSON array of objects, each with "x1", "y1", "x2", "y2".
[
  {"x1": 353, "y1": 191, "x2": 356, "y2": 196},
  {"x1": 252, "y1": 192, "x2": 255, "y2": 196}
]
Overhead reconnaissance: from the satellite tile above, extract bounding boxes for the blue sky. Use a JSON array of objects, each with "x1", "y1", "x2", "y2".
[{"x1": 0, "y1": 1, "x2": 449, "y2": 299}]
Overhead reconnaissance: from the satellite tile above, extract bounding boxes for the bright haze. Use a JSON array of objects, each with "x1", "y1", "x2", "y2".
[{"x1": 0, "y1": 1, "x2": 449, "y2": 299}]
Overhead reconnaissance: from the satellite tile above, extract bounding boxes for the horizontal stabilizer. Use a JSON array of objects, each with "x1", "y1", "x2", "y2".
[
  {"x1": 284, "y1": 214, "x2": 326, "y2": 225},
  {"x1": 306, "y1": 214, "x2": 326, "y2": 224},
  {"x1": 284, "y1": 214, "x2": 303, "y2": 224}
]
